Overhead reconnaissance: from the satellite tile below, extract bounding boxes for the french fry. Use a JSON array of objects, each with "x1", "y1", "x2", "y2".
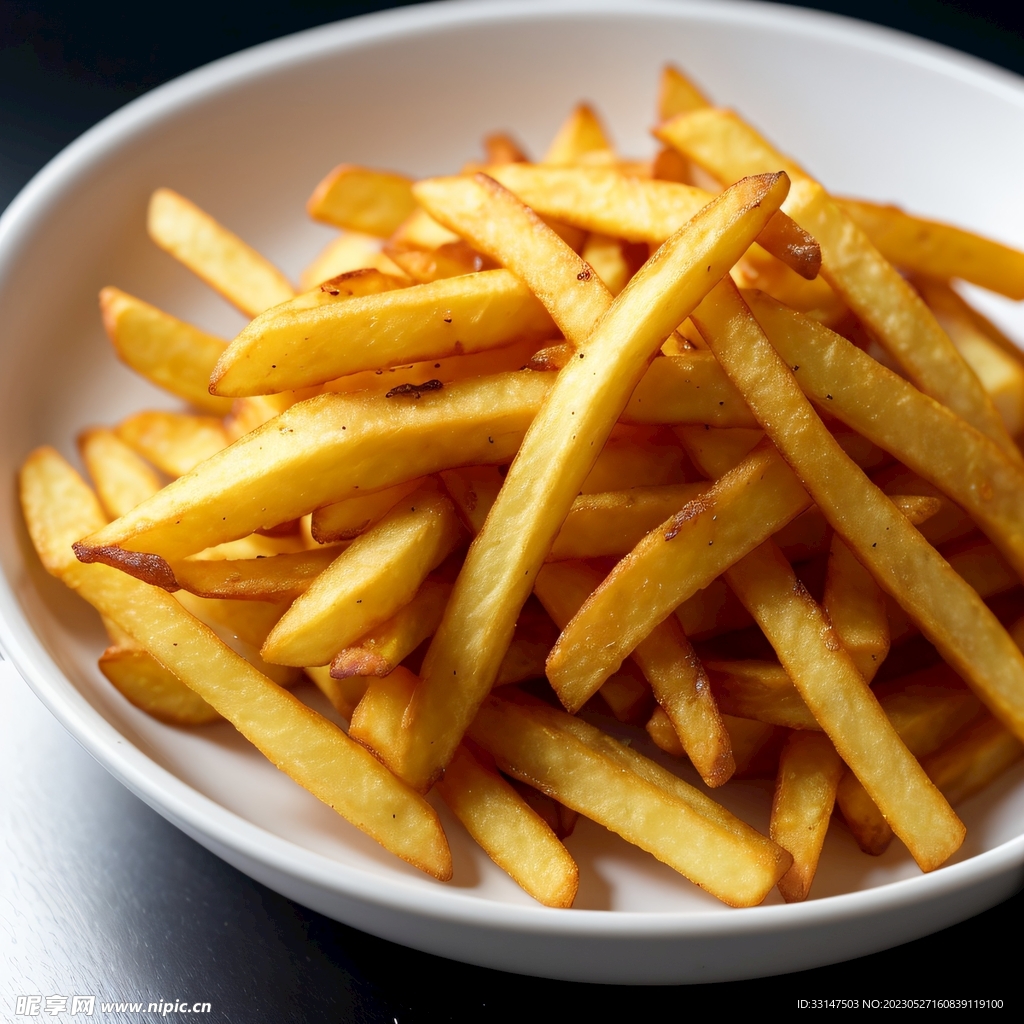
[
  {"x1": 468, "y1": 696, "x2": 791, "y2": 907},
  {"x1": 384, "y1": 239, "x2": 495, "y2": 284},
  {"x1": 79, "y1": 427, "x2": 163, "y2": 519},
  {"x1": 690, "y1": 279, "x2": 1024, "y2": 753},
  {"x1": 147, "y1": 188, "x2": 294, "y2": 318},
  {"x1": 306, "y1": 166, "x2": 417, "y2": 236},
  {"x1": 923, "y1": 715, "x2": 1024, "y2": 807},
  {"x1": 543, "y1": 104, "x2": 614, "y2": 165},
  {"x1": 397, "y1": 170, "x2": 791, "y2": 790},
  {"x1": 836, "y1": 197, "x2": 1024, "y2": 300},
  {"x1": 311, "y1": 478, "x2": 425, "y2": 543},
  {"x1": 483, "y1": 132, "x2": 529, "y2": 165},
  {"x1": 116, "y1": 410, "x2": 229, "y2": 478},
  {"x1": 98, "y1": 288, "x2": 232, "y2": 415},
  {"x1": 435, "y1": 744, "x2": 579, "y2": 908},
  {"x1": 547, "y1": 440, "x2": 812, "y2": 705},
  {"x1": 299, "y1": 231, "x2": 407, "y2": 290},
  {"x1": 658, "y1": 64, "x2": 712, "y2": 120},
  {"x1": 304, "y1": 665, "x2": 369, "y2": 721},
  {"x1": 770, "y1": 732, "x2": 844, "y2": 902},
  {"x1": 657, "y1": 110, "x2": 1018, "y2": 459},
  {"x1": 745, "y1": 292, "x2": 1024, "y2": 580},
  {"x1": 261, "y1": 485, "x2": 464, "y2": 667},
  {"x1": 705, "y1": 660, "x2": 819, "y2": 731},
  {"x1": 211, "y1": 269, "x2": 556, "y2": 396},
  {"x1": 675, "y1": 579, "x2": 753, "y2": 640},
  {"x1": 21, "y1": 447, "x2": 451, "y2": 879},
  {"x1": 486, "y1": 163, "x2": 821, "y2": 279},
  {"x1": 330, "y1": 577, "x2": 453, "y2": 679}
]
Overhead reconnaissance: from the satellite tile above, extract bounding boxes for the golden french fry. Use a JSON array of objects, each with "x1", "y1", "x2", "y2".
[
  {"x1": 299, "y1": 231, "x2": 408, "y2": 290},
  {"x1": 547, "y1": 440, "x2": 811, "y2": 705},
  {"x1": 487, "y1": 163, "x2": 820, "y2": 279},
  {"x1": 915, "y1": 276, "x2": 1024, "y2": 436},
  {"x1": 306, "y1": 165, "x2": 417, "y2": 236},
  {"x1": 706, "y1": 660, "x2": 819, "y2": 731},
  {"x1": 543, "y1": 103, "x2": 614, "y2": 165},
  {"x1": 836, "y1": 197, "x2": 1024, "y2": 300},
  {"x1": 581, "y1": 232, "x2": 635, "y2": 296},
  {"x1": 384, "y1": 239, "x2": 494, "y2": 284},
  {"x1": 99, "y1": 288, "x2": 232, "y2": 415},
  {"x1": 468, "y1": 696, "x2": 791, "y2": 907},
  {"x1": 147, "y1": 188, "x2": 294, "y2": 318},
  {"x1": 99, "y1": 645, "x2": 221, "y2": 725},
  {"x1": 261, "y1": 485, "x2": 464, "y2": 666},
  {"x1": 675, "y1": 579, "x2": 753, "y2": 640},
  {"x1": 79, "y1": 427, "x2": 163, "y2": 519},
  {"x1": 658, "y1": 64, "x2": 712, "y2": 120},
  {"x1": 398, "y1": 170, "x2": 791, "y2": 790},
  {"x1": 21, "y1": 447, "x2": 451, "y2": 879},
  {"x1": 330, "y1": 577, "x2": 453, "y2": 679},
  {"x1": 435, "y1": 744, "x2": 579, "y2": 908},
  {"x1": 304, "y1": 665, "x2": 369, "y2": 721},
  {"x1": 745, "y1": 292, "x2": 1024, "y2": 580},
  {"x1": 690, "y1": 279, "x2": 1024, "y2": 753},
  {"x1": 923, "y1": 715, "x2": 1024, "y2": 807},
  {"x1": 311, "y1": 479, "x2": 426, "y2": 543},
  {"x1": 116, "y1": 410, "x2": 229, "y2": 478},
  {"x1": 211, "y1": 269, "x2": 556, "y2": 396},
  {"x1": 771, "y1": 732, "x2": 844, "y2": 902},
  {"x1": 483, "y1": 132, "x2": 529, "y2": 165},
  {"x1": 657, "y1": 110, "x2": 1017, "y2": 459}
]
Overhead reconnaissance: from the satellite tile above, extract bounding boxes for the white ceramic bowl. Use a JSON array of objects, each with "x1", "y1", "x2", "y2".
[{"x1": 3, "y1": 0, "x2": 1024, "y2": 985}]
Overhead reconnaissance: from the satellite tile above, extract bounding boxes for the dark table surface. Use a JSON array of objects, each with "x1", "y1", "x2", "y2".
[{"x1": 2, "y1": 2, "x2": 1022, "y2": 1018}]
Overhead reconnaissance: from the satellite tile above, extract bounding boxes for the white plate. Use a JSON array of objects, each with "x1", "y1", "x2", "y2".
[{"x1": 2, "y1": 0, "x2": 1024, "y2": 985}]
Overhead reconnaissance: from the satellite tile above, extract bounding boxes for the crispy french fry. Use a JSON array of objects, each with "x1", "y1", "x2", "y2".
[
  {"x1": 79, "y1": 427, "x2": 163, "y2": 519},
  {"x1": 675, "y1": 579, "x2": 753, "y2": 640},
  {"x1": 744, "y1": 293, "x2": 1024, "y2": 581},
  {"x1": 435, "y1": 744, "x2": 579, "y2": 908},
  {"x1": 771, "y1": 732, "x2": 844, "y2": 902},
  {"x1": 543, "y1": 104, "x2": 614, "y2": 165},
  {"x1": 396, "y1": 170, "x2": 791, "y2": 789},
  {"x1": 307, "y1": 166, "x2": 417, "y2": 236},
  {"x1": 99, "y1": 288, "x2": 232, "y2": 415},
  {"x1": 836, "y1": 197, "x2": 1024, "y2": 300},
  {"x1": 487, "y1": 163, "x2": 820, "y2": 279},
  {"x1": 706, "y1": 660, "x2": 819, "y2": 731},
  {"x1": 304, "y1": 665, "x2": 369, "y2": 720},
  {"x1": 21, "y1": 448, "x2": 451, "y2": 879},
  {"x1": 468, "y1": 696, "x2": 791, "y2": 907},
  {"x1": 384, "y1": 239, "x2": 494, "y2": 284},
  {"x1": 658, "y1": 64, "x2": 712, "y2": 120},
  {"x1": 657, "y1": 110, "x2": 1017, "y2": 459},
  {"x1": 116, "y1": 410, "x2": 229, "y2": 478},
  {"x1": 212, "y1": 269, "x2": 556, "y2": 396},
  {"x1": 330, "y1": 577, "x2": 453, "y2": 679},
  {"x1": 311, "y1": 478, "x2": 426, "y2": 543},
  {"x1": 690, "y1": 279, "x2": 1024, "y2": 752},
  {"x1": 547, "y1": 440, "x2": 811, "y2": 705},
  {"x1": 261, "y1": 485, "x2": 463, "y2": 666},
  {"x1": 99, "y1": 645, "x2": 222, "y2": 725},
  {"x1": 483, "y1": 132, "x2": 529, "y2": 165},
  {"x1": 148, "y1": 188, "x2": 294, "y2": 318},
  {"x1": 923, "y1": 715, "x2": 1024, "y2": 807},
  {"x1": 299, "y1": 231, "x2": 407, "y2": 290}
]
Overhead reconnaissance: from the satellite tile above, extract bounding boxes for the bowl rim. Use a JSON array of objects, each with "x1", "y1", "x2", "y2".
[{"x1": 3, "y1": 0, "x2": 1024, "y2": 940}]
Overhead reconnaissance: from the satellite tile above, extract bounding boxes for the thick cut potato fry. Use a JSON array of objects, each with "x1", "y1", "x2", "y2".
[
  {"x1": 299, "y1": 231, "x2": 407, "y2": 290},
  {"x1": 723, "y1": 537, "x2": 964, "y2": 872},
  {"x1": 690, "y1": 279, "x2": 1024, "y2": 749},
  {"x1": 771, "y1": 732, "x2": 844, "y2": 902},
  {"x1": 487, "y1": 164, "x2": 820, "y2": 279},
  {"x1": 21, "y1": 448, "x2": 451, "y2": 879},
  {"x1": 99, "y1": 288, "x2": 232, "y2": 415},
  {"x1": 706, "y1": 660, "x2": 819, "y2": 731},
  {"x1": 658, "y1": 64, "x2": 712, "y2": 119},
  {"x1": 675, "y1": 579, "x2": 753, "y2": 640},
  {"x1": 534, "y1": 560, "x2": 733, "y2": 787},
  {"x1": 116, "y1": 410, "x2": 229, "y2": 478},
  {"x1": 166, "y1": 546, "x2": 342, "y2": 601},
  {"x1": 261, "y1": 486, "x2": 464, "y2": 667},
  {"x1": 823, "y1": 535, "x2": 889, "y2": 682},
  {"x1": 212, "y1": 269, "x2": 556, "y2": 396},
  {"x1": 836, "y1": 197, "x2": 1024, "y2": 300},
  {"x1": 435, "y1": 744, "x2": 579, "y2": 908},
  {"x1": 547, "y1": 440, "x2": 812, "y2": 705},
  {"x1": 923, "y1": 715, "x2": 1024, "y2": 807},
  {"x1": 385, "y1": 239, "x2": 495, "y2": 284},
  {"x1": 657, "y1": 111, "x2": 1017, "y2": 459},
  {"x1": 306, "y1": 165, "x2": 417, "y2": 236},
  {"x1": 397, "y1": 170, "x2": 791, "y2": 789},
  {"x1": 915, "y1": 276, "x2": 1024, "y2": 436},
  {"x1": 836, "y1": 684, "x2": 982, "y2": 856},
  {"x1": 330, "y1": 578, "x2": 453, "y2": 680},
  {"x1": 468, "y1": 696, "x2": 791, "y2": 907},
  {"x1": 79, "y1": 428, "x2": 163, "y2": 520},
  {"x1": 304, "y1": 665, "x2": 369, "y2": 721},
  {"x1": 74, "y1": 371, "x2": 550, "y2": 574},
  {"x1": 581, "y1": 233, "x2": 635, "y2": 296},
  {"x1": 311, "y1": 478, "x2": 426, "y2": 543},
  {"x1": 99, "y1": 645, "x2": 221, "y2": 725},
  {"x1": 543, "y1": 104, "x2": 614, "y2": 165},
  {"x1": 745, "y1": 293, "x2": 1024, "y2": 581},
  {"x1": 147, "y1": 188, "x2": 294, "y2": 318}
]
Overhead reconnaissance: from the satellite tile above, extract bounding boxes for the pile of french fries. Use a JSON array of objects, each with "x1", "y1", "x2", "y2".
[{"x1": 22, "y1": 65, "x2": 1024, "y2": 909}]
